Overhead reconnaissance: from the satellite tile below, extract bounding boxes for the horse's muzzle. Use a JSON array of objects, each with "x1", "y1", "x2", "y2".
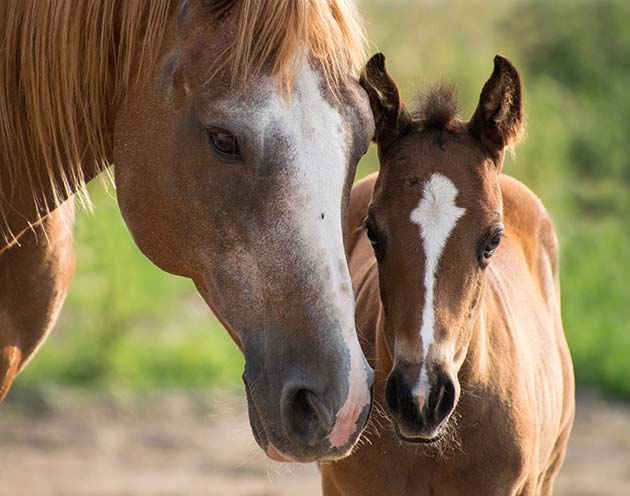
[{"x1": 244, "y1": 371, "x2": 374, "y2": 463}]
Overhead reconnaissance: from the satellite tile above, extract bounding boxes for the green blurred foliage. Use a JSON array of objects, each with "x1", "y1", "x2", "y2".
[
  {"x1": 15, "y1": 0, "x2": 630, "y2": 397},
  {"x1": 357, "y1": 0, "x2": 630, "y2": 397}
]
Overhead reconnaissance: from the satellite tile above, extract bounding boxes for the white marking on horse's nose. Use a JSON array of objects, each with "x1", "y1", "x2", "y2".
[
  {"x1": 269, "y1": 62, "x2": 371, "y2": 450},
  {"x1": 328, "y1": 336, "x2": 372, "y2": 448},
  {"x1": 410, "y1": 173, "x2": 465, "y2": 392}
]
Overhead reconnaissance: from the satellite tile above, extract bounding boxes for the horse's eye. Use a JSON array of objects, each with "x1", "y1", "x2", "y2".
[
  {"x1": 364, "y1": 217, "x2": 379, "y2": 244},
  {"x1": 207, "y1": 128, "x2": 240, "y2": 162}
]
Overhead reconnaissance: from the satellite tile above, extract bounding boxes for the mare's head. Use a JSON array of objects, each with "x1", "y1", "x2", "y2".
[
  {"x1": 113, "y1": 1, "x2": 375, "y2": 462},
  {"x1": 360, "y1": 54, "x2": 523, "y2": 442}
]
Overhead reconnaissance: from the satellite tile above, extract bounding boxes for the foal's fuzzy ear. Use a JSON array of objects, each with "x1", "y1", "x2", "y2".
[
  {"x1": 359, "y1": 53, "x2": 411, "y2": 148},
  {"x1": 469, "y1": 55, "x2": 524, "y2": 160}
]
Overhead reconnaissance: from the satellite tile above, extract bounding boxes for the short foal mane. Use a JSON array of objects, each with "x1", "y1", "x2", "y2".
[
  {"x1": 412, "y1": 84, "x2": 461, "y2": 131},
  {"x1": 0, "y1": 0, "x2": 173, "y2": 244}
]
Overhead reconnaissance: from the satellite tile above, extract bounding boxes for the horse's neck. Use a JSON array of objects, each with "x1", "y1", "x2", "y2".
[
  {"x1": 1, "y1": 157, "x2": 103, "y2": 250},
  {"x1": 1, "y1": 1, "x2": 177, "y2": 249}
]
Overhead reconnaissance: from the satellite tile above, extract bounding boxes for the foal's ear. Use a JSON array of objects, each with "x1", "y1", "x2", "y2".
[
  {"x1": 359, "y1": 53, "x2": 412, "y2": 148},
  {"x1": 469, "y1": 55, "x2": 524, "y2": 160}
]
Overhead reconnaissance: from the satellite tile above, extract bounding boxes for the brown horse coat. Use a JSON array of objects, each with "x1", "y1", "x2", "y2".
[
  {"x1": 0, "y1": 200, "x2": 75, "y2": 401},
  {"x1": 320, "y1": 56, "x2": 574, "y2": 495},
  {"x1": 0, "y1": 1, "x2": 376, "y2": 463}
]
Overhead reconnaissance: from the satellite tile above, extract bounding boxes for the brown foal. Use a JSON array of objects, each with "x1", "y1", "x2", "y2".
[{"x1": 320, "y1": 55, "x2": 574, "y2": 495}]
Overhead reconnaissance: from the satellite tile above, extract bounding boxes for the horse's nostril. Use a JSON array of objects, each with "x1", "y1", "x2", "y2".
[
  {"x1": 283, "y1": 388, "x2": 331, "y2": 447},
  {"x1": 294, "y1": 389, "x2": 319, "y2": 433}
]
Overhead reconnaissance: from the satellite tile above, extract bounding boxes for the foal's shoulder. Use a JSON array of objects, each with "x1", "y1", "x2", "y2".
[{"x1": 500, "y1": 174, "x2": 559, "y2": 277}]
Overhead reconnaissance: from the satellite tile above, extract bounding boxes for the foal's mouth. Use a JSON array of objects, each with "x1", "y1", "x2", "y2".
[{"x1": 393, "y1": 423, "x2": 444, "y2": 444}]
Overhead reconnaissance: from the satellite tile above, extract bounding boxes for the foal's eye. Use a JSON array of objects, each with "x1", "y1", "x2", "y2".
[
  {"x1": 480, "y1": 225, "x2": 504, "y2": 264},
  {"x1": 364, "y1": 216, "x2": 386, "y2": 260},
  {"x1": 484, "y1": 234, "x2": 502, "y2": 258},
  {"x1": 207, "y1": 128, "x2": 240, "y2": 162}
]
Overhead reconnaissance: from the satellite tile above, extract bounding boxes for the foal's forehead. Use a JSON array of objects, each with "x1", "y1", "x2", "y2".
[
  {"x1": 385, "y1": 131, "x2": 489, "y2": 192},
  {"x1": 391, "y1": 129, "x2": 476, "y2": 167}
]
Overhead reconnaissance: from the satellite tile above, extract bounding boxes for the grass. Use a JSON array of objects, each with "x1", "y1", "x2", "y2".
[
  {"x1": 560, "y1": 219, "x2": 630, "y2": 397},
  {"x1": 13, "y1": 0, "x2": 630, "y2": 399}
]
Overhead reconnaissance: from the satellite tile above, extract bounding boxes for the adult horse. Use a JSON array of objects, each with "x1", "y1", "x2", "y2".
[
  {"x1": 0, "y1": 0, "x2": 376, "y2": 463},
  {"x1": 320, "y1": 55, "x2": 574, "y2": 494}
]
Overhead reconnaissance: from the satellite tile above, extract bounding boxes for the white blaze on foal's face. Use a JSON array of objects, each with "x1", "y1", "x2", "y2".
[{"x1": 409, "y1": 173, "x2": 465, "y2": 396}]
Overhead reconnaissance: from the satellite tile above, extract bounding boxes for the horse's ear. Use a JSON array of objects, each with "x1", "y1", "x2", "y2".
[
  {"x1": 469, "y1": 55, "x2": 524, "y2": 161},
  {"x1": 359, "y1": 53, "x2": 411, "y2": 148}
]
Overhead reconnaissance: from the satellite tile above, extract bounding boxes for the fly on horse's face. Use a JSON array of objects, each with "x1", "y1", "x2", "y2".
[
  {"x1": 113, "y1": 2, "x2": 374, "y2": 462},
  {"x1": 360, "y1": 54, "x2": 523, "y2": 442}
]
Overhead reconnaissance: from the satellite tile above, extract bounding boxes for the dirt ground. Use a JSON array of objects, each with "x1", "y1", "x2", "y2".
[{"x1": 0, "y1": 388, "x2": 628, "y2": 496}]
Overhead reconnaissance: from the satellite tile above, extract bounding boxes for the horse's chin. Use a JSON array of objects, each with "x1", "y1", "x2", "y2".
[
  {"x1": 244, "y1": 388, "x2": 298, "y2": 463},
  {"x1": 265, "y1": 443, "x2": 292, "y2": 462}
]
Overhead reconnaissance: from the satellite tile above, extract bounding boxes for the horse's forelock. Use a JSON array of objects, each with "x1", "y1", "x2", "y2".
[{"x1": 205, "y1": 0, "x2": 367, "y2": 92}]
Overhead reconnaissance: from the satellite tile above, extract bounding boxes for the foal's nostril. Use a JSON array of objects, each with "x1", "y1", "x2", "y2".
[
  {"x1": 385, "y1": 372, "x2": 418, "y2": 424},
  {"x1": 283, "y1": 388, "x2": 331, "y2": 446},
  {"x1": 385, "y1": 374, "x2": 400, "y2": 413},
  {"x1": 429, "y1": 376, "x2": 456, "y2": 424}
]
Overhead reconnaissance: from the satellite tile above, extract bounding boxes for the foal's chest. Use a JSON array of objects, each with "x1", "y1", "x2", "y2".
[{"x1": 321, "y1": 414, "x2": 530, "y2": 496}]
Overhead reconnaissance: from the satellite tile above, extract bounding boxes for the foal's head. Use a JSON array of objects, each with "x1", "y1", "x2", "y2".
[{"x1": 360, "y1": 55, "x2": 524, "y2": 442}]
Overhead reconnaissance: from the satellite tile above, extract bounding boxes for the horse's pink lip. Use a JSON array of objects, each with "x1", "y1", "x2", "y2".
[{"x1": 266, "y1": 443, "x2": 292, "y2": 462}]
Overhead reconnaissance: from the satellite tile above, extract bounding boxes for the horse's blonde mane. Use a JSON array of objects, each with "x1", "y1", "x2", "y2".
[
  {"x1": 210, "y1": 0, "x2": 367, "y2": 90},
  {"x1": 0, "y1": 0, "x2": 366, "y2": 245},
  {"x1": 0, "y1": 0, "x2": 173, "y2": 245}
]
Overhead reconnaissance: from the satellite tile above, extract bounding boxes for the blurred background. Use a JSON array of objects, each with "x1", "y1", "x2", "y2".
[{"x1": 2, "y1": 1, "x2": 628, "y2": 495}]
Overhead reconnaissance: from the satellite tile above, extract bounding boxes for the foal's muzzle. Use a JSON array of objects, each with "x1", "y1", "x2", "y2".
[{"x1": 386, "y1": 367, "x2": 457, "y2": 442}]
